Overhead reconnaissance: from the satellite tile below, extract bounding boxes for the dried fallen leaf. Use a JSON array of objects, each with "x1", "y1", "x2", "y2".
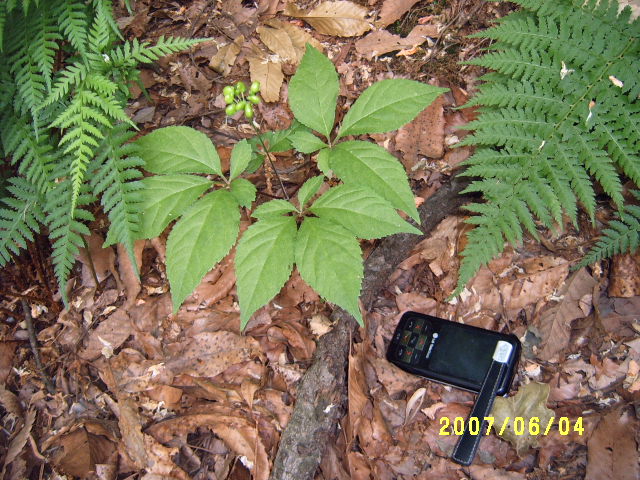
[
  {"x1": 404, "y1": 387, "x2": 426, "y2": 425},
  {"x1": 79, "y1": 309, "x2": 132, "y2": 361},
  {"x1": 348, "y1": 342, "x2": 370, "y2": 444},
  {"x1": 355, "y1": 24, "x2": 438, "y2": 58},
  {"x1": 586, "y1": 408, "x2": 639, "y2": 480},
  {"x1": 165, "y1": 331, "x2": 261, "y2": 378},
  {"x1": 376, "y1": 0, "x2": 421, "y2": 27},
  {"x1": 117, "y1": 240, "x2": 144, "y2": 308},
  {"x1": 209, "y1": 36, "x2": 244, "y2": 76},
  {"x1": 0, "y1": 341, "x2": 17, "y2": 384},
  {"x1": 490, "y1": 382, "x2": 555, "y2": 455},
  {"x1": 286, "y1": 1, "x2": 371, "y2": 37},
  {"x1": 118, "y1": 397, "x2": 188, "y2": 479},
  {"x1": 264, "y1": 19, "x2": 323, "y2": 63},
  {"x1": 248, "y1": 54, "x2": 284, "y2": 103},
  {"x1": 1, "y1": 409, "x2": 35, "y2": 477},
  {"x1": 396, "y1": 90, "x2": 445, "y2": 164},
  {"x1": 51, "y1": 427, "x2": 116, "y2": 478},
  {"x1": 536, "y1": 268, "x2": 597, "y2": 361},
  {"x1": 609, "y1": 251, "x2": 640, "y2": 297},
  {"x1": 257, "y1": 25, "x2": 298, "y2": 63},
  {"x1": 0, "y1": 384, "x2": 22, "y2": 418},
  {"x1": 77, "y1": 233, "x2": 119, "y2": 288},
  {"x1": 309, "y1": 313, "x2": 333, "y2": 337},
  {"x1": 146, "y1": 407, "x2": 270, "y2": 480}
]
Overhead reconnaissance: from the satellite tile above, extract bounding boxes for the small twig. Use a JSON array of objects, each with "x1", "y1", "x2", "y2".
[{"x1": 21, "y1": 300, "x2": 55, "y2": 394}]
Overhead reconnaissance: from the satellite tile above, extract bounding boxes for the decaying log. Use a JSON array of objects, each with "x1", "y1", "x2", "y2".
[{"x1": 269, "y1": 177, "x2": 470, "y2": 480}]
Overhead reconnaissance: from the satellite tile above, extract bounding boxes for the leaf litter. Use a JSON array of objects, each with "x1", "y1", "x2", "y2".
[{"x1": 1, "y1": 0, "x2": 639, "y2": 479}]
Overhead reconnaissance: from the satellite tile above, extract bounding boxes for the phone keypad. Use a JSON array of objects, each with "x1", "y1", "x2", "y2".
[{"x1": 393, "y1": 317, "x2": 436, "y2": 365}]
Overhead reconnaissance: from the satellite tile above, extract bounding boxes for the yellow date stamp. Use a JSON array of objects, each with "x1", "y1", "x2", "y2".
[{"x1": 439, "y1": 416, "x2": 584, "y2": 436}]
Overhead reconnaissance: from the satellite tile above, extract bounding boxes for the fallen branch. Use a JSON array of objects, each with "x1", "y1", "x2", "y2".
[{"x1": 269, "y1": 177, "x2": 470, "y2": 480}]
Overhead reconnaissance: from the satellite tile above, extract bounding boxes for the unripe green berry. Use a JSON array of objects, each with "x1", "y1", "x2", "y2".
[
  {"x1": 223, "y1": 85, "x2": 235, "y2": 96},
  {"x1": 236, "y1": 100, "x2": 247, "y2": 110},
  {"x1": 225, "y1": 104, "x2": 237, "y2": 116},
  {"x1": 248, "y1": 94, "x2": 261, "y2": 104},
  {"x1": 235, "y1": 81, "x2": 246, "y2": 94},
  {"x1": 244, "y1": 104, "x2": 254, "y2": 118},
  {"x1": 224, "y1": 93, "x2": 235, "y2": 105},
  {"x1": 250, "y1": 81, "x2": 261, "y2": 94}
]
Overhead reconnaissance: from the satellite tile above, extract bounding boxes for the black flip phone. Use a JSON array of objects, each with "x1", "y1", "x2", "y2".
[{"x1": 386, "y1": 311, "x2": 521, "y2": 465}]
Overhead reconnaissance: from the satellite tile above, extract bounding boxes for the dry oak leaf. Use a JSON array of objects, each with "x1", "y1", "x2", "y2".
[
  {"x1": 257, "y1": 25, "x2": 298, "y2": 63},
  {"x1": 490, "y1": 382, "x2": 554, "y2": 455},
  {"x1": 586, "y1": 408, "x2": 639, "y2": 480},
  {"x1": 265, "y1": 19, "x2": 323, "y2": 62},
  {"x1": 376, "y1": 0, "x2": 421, "y2": 27},
  {"x1": 535, "y1": 268, "x2": 597, "y2": 362},
  {"x1": 285, "y1": 1, "x2": 371, "y2": 37},
  {"x1": 248, "y1": 53, "x2": 284, "y2": 103},
  {"x1": 355, "y1": 24, "x2": 438, "y2": 58},
  {"x1": 165, "y1": 330, "x2": 261, "y2": 378}
]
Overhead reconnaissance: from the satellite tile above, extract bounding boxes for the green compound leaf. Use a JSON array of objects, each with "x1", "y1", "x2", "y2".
[
  {"x1": 317, "y1": 148, "x2": 332, "y2": 176},
  {"x1": 329, "y1": 141, "x2": 419, "y2": 222},
  {"x1": 236, "y1": 216, "x2": 297, "y2": 328},
  {"x1": 167, "y1": 189, "x2": 240, "y2": 312},
  {"x1": 136, "y1": 126, "x2": 222, "y2": 176},
  {"x1": 289, "y1": 44, "x2": 339, "y2": 139},
  {"x1": 310, "y1": 184, "x2": 421, "y2": 239},
  {"x1": 296, "y1": 217, "x2": 363, "y2": 325},
  {"x1": 229, "y1": 139, "x2": 252, "y2": 181},
  {"x1": 138, "y1": 174, "x2": 212, "y2": 239},
  {"x1": 252, "y1": 199, "x2": 298, "y2": 220},
  {"x1": 289, "y1": 130, "x2": 328, "y2": 154},
  {"x1": 298, "y1": 175, "x2": 324, "y2": 209},
  {"x1": 229, "y1": 178, "x2": 257, "y2": 208},
  {"x1": 337, "y1": 80, "x2": 448, "y2": 138}
]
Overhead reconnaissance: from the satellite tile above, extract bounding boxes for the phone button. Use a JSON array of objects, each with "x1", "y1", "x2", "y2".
[
  {"x1": 396, "y1": 346, "x2": 406, "y2": 360},
  {"x1": 408, "y1": 333, "x2": 419, "y2": 347},
  {"x1": 410, "y1": 349, "x2": 422, "y2": 365},
  {"x1": 406, "y1": 318, "x2": 416, "y2": 331}
]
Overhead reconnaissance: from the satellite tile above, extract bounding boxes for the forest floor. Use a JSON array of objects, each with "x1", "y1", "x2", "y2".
[{"x1": 1, "y1": 0, "x2": 639, "y2": 479}]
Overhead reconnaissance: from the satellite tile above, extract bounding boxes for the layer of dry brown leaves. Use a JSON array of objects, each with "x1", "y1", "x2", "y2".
[{"x1": 1, "y1": 0, "x2": 639, "y2": 479}]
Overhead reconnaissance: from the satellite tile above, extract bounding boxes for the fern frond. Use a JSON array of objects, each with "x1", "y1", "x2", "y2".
[
  {"x1": 90, "y1": 124, "x2": 144, "y2": 270},
  {"x1": 577, "y1": 195, "x2": 640, "y2": 268},
  {"x1": 1, "y1": 111, "x2": 55, "y2": 191},
  {"x1": 453, "y1": 0, "x2": 639, "y2": 297},
  {"x1": 0, "y1": 177, "x2": 45, "y2": 265},
  {"x1": 56, "y1": 0, "x2": 89, "y2": 54},
  {"x1": 43, "y1": 62, "x2": 90, "y2": 107},
  {"x1": 8, "y1": 14, "x2": 46, "y2": 117},
  {"x1": 109, "y1": 36, "x2": 206, "y2": 68},
  {"x1": 44, "y1": 175, "x2": 94, "y2": 302}
]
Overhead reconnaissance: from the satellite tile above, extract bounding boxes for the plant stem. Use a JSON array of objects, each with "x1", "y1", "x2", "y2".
[{"x1": 250, "y1": 121, "x2": 290, "y2": 201}]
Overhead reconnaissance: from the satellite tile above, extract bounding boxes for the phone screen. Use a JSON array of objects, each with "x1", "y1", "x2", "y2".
[{"x1": 428, "y1": 327, "x2": 497, "y2": 384}]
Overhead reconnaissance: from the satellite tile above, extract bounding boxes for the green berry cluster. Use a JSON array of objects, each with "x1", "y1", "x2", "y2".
[{"x1": 224, "y1": 81, "x2": 261, "y2": 119}]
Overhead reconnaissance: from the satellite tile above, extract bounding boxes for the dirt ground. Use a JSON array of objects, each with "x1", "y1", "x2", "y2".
[{"x1": 1, "y1": 1, "x2": 639, "y2": 479}]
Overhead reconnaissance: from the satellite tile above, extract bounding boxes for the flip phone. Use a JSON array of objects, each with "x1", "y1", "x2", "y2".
[{"x1": 386, "y1": 311, "x2": 521, "y2": 465}]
